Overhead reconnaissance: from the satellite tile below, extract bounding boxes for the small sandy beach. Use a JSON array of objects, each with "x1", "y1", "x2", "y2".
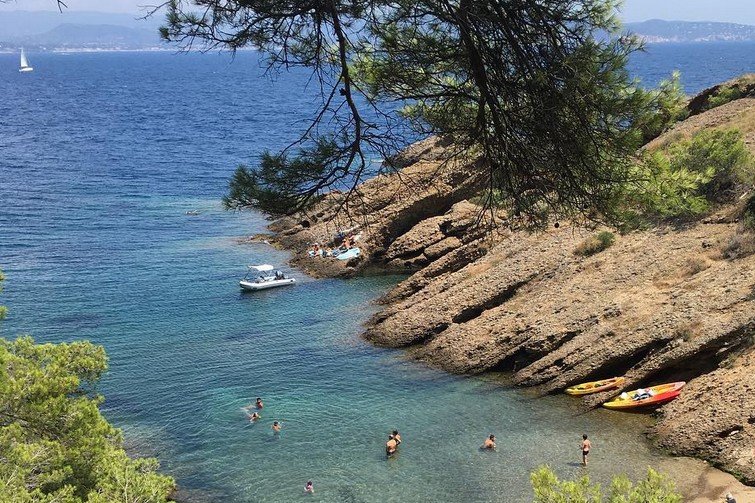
[{"x1": 660, "y1": 457, "x2": 755, "y2": 502}]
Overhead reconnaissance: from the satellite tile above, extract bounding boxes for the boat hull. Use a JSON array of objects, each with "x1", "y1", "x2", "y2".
[
  {"x1": 565, "y1": 377, "x2": 626, "y2": 396},
  {"x1": 239, "y1": 278, "x2": 296, "y2": 291},
  {"x1": 19, "y1": 67, "x2": 33, "y2": 73},
  {"x1": 603, "y1": 381, "x2": 686, "y2": 410}
]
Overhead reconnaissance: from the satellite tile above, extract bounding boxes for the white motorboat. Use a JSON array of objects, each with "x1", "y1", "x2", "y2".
[
  {"x1": 239, "y1": 264, "x2": 296, "y2": 291},
  {"x1": 19, "y1": 49, "x2": 33, "y2": 73}
]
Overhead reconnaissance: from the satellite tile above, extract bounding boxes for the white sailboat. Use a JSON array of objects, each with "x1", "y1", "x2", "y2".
[{"x1": 19, "y1": 49, "x2": 33, "y2": 73}]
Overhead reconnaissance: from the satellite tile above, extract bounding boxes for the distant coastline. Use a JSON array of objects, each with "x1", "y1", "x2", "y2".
[
  {"x1": 0, "y1": 47, "x2": 171, "y2": 54},
  {"x1": 0, "y1": 46, "x2": 258, "y2": 54},
  {"x1": 4, "y1": 13, "x2": 755, "y2": 53},
  {"x1": 627, "y1": 19, "x2": 755, "y2": 43}
]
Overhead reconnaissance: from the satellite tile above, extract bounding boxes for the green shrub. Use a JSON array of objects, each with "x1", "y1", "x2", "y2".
[
  {"x1": 666, "y1": 129, "x2": 754, "y2": 202},
  {"x1": 0, "y1": 273, "x2": 175, "y2": 502},
  {"x1": 626, "y1": 150, "x2": 713, "y2": 219},
  {"x1": 617, "y1": 129, "x2": 755, "y2": 228},
  {"x1": 638, "y1": 71, "x2": 689, "y2": 143},
  {"x1": 531, "y1": 465, "x2": 683, "y2": 503},
  {"x1": 575, "y1": 231, "x2": 616, "y2": 256},
  {"x1": 707, "y1": 85, "x2": 743, "y2": 110}
]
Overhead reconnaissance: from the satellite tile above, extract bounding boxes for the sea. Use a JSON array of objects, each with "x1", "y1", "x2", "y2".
[{"x1": 1, "y1": 42, "x2": 754, "y2": 502}]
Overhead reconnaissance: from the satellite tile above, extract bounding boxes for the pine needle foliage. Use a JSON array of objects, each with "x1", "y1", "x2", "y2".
[
  {"x1": 616, "y1": 128, "x2": 755, "y2": 228},
  {"x1": 531, "y1": 465, "x2": 682, "y2": 503},
  {"x1": 0, "y1": 272, "x2": 175, "y2": 502},
  {"x1": 161, "y1": 0, "x2": 661, "y2": 224}
]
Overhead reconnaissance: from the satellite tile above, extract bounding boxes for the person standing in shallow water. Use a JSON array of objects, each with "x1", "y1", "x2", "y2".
[
  {"x1": 255, "y1": 397, "x2": 263, "y2": 409},
  {"x1": 482, "y1": 434, "x2": 496, "y2": 450},
  {"x1": 272, "y1": 421, "x2": 281, "y2": 434},
  {"x1": 305, "y1": 481, "x2": 314, "y2": 494},
  {"x1": 392, "y1": 430, "x2": 402, "y2": 446},
  {"x1": 386, "y1": 434, "x2": 398, "y2": 456},
  {"x1": 581, "y1": 434, "x2": 591, "y2": 466}
]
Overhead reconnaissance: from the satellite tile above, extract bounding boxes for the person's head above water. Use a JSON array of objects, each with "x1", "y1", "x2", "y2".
[
  {"x1": 392, "y1": 430, "x2": 399, "y2": 436},
  {"x1": 583, "y1": 434, "x2": 588, "y2": 440},
  {"x1": 489, "y1": 434, "x2": 495, "y2": 440}
]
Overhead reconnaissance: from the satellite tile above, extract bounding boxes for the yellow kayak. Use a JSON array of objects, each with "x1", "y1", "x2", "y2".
[
  {"x1": 602, "y1": 382, "x2": 686, "y2": 410},
  {"x1": 565, "y1": 377, "x2": 626, "y2": 396}
]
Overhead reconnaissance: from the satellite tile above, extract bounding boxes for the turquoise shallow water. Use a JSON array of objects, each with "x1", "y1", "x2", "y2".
[{"x1": 2, "y1": 46, "x2": 755, "y2": 502}]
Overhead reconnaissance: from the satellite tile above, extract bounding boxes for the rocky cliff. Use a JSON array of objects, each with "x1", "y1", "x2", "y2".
[{"x1": 265, "y1": 92, "x2": 755, "y2": 483}]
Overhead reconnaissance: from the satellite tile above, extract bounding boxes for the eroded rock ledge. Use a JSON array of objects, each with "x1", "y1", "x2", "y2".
[{"x1": 265, "y1": 105, "x2": 755, "y2": 483}]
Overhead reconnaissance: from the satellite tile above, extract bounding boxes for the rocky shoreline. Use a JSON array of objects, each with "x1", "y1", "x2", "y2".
[{"x1": 256, "y1": 93, "x2": 755, "y2": 486}]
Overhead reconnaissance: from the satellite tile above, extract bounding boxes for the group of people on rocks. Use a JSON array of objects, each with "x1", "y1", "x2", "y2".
[{"x1": 307, "y1": 231, "x2": 360, "y2": 258}]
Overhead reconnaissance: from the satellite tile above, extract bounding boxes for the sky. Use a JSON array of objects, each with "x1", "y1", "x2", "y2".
[
  {"x1": 0, "y1": 0, "x2": 155, "y2": 14},
  {"x1": 2, "y1": 0, "x2": 755, "y2": 25}
]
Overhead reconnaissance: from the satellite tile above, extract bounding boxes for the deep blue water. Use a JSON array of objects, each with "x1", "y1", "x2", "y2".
[
  {"x1": 1, "y1": 44, "x2": 754, "y2": 502},
  {"x1": 629, "y1": 42, "x2": 755, "y2": 92}
]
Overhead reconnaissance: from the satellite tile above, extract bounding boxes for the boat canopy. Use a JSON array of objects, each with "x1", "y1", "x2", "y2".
[{"x1": 249, "y1": 264, "x2": 275, "y2": 272}]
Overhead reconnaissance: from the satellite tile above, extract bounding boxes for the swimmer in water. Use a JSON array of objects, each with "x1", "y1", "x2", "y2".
[
  {"x1": 272, "y1": 421, "x2": 282, "y2": 433},
  {"x1": 255, "y1": 397, "x2": 264, "y2": 409},
  {"x1": 482, "y1": 434, "x2": 496, "y2": 450},
  {"x1": 305, "y1": 481, "x2": 314, "y2": 494},
  {"x1": 392, "y1": 430, "x2": 402, "y2": 445},
  {"x1": 386, "y1": 434, "x2": 398, "y2": 456},
  {"x1": 247, "y1": 412, "x2": 260, "y2": 422}
]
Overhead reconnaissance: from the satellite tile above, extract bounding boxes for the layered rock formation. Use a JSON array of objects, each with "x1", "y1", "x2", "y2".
[{"x1": 265, "y1": 93, "x2": 755, "y2": 483}]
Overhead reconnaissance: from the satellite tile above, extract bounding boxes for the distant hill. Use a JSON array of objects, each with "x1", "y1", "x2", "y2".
[
  {"x1": 0, "y1": 10, "x2": 164, "y2": 51},
  {"x1": 25, "y1": 23, "x2": 162, "y2": 49},
  {"x1": 0, "y1": 10, "x2": 160, "y2": 38},
  {"x1": 626, "y1": 19, "x2": 755, "y2": 43}
]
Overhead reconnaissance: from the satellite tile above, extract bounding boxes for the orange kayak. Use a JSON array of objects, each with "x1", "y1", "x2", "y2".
[
  {"x1": 565, "y1": 377, "x2": 626, "y2": 396},
  {"x1": 603, "y1": 382, "x2": 686, "y2": 410}
]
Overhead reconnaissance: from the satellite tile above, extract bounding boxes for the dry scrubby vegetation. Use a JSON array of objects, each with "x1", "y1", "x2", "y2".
[{"x1": 574, "y1": 231, "x2": 616, "y2": 256}]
